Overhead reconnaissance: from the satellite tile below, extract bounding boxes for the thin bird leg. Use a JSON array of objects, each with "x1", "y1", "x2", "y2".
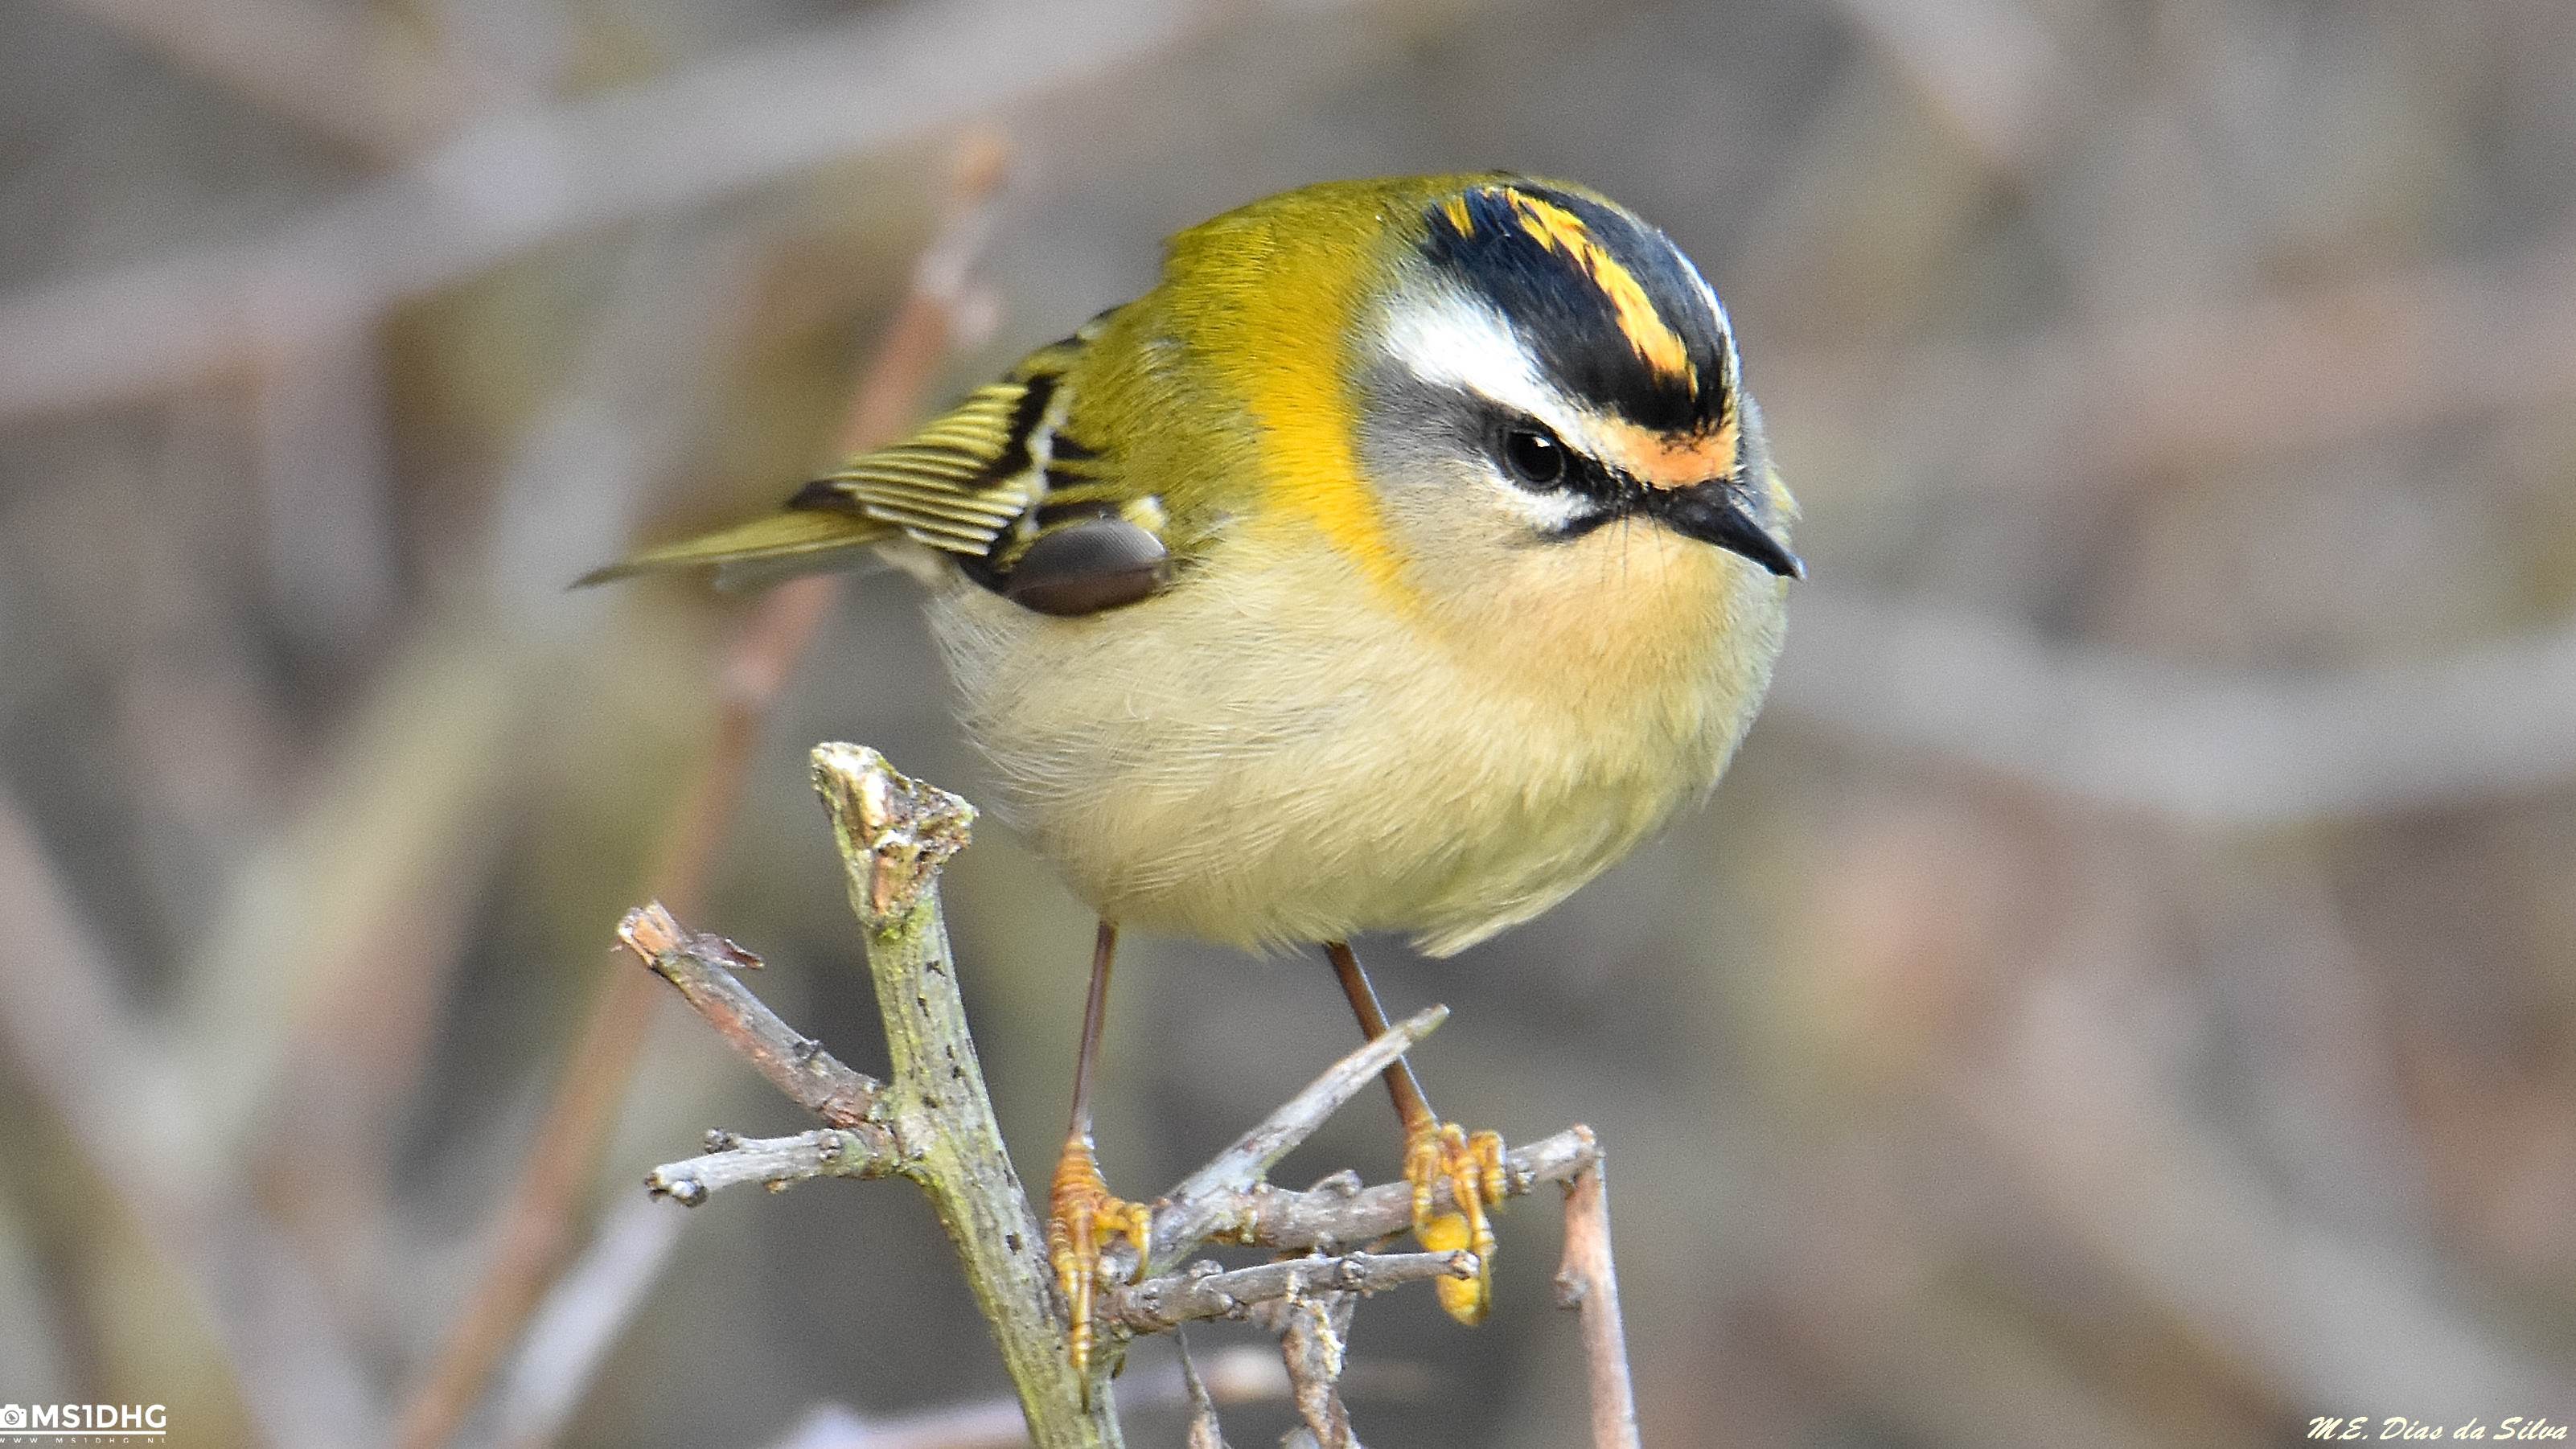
[
  {"x1": 1050, "y1": 920, "x2": 1152, "y2": 1395},
  {"x1": 1323, "y1": 940, "x2": 1506, "y2": 1325}
]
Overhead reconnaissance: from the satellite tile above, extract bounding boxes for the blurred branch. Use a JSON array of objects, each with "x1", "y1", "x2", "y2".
[
  {"x1": 0, "y1": 789, "x2": 381, "y2": 1449},
  {"x1": 760, "y1": 1344, "x2": 1319, "y2": 1449},
  {"x1": 1177, "y1": 1334, "x2": 1229, "y2": 1449},
  {"x1": 205, "y1": 213, "x2": 767, "y2": 1298},
  {"x1": 1775, "y1": 589, "x2": 2576, "y2": 826},
  {"x1": 1948, "y1": 962, "x2": 2576, "y2": 1418},
  {"x1": 1769, "y1": 239, "x2": 2576, "y2": 498},
  {"x1": 0, "y1": 0, "x2": 1215, "y2": 421},
  {"x1": 377, "y1": 224, "x2": 774, "y2": 1449},
  {"x1": 47, "y1": 0, "x2": 499, "y2": 158},
  {"x1": 388, "y1": 137, "x2": 1009, "y2": 1449},
  {"x1": 1828, "y1": 0, "x2": 2077, "y2": 176},
  {"x1": 484, "y1": 1195, "x2": 688, "y2": 1449}
]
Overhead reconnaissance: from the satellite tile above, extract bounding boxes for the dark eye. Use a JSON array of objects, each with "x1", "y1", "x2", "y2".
[{"x1": 1499, "y1": 426, "x2": 1567, "y2": 487}]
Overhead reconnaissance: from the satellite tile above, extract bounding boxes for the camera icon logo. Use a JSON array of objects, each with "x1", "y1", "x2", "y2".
[{"x1": 0, "y1": 1403, "x2": 26, "y2": 1429}]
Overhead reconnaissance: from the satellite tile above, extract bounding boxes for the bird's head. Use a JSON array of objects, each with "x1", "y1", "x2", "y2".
[
  {"x1": 1160, "y1": 175, "x2": 1800, "y2": 628},
  {"x1": 1363, "y1": 175, "x2": 1800, "y2": 582}
]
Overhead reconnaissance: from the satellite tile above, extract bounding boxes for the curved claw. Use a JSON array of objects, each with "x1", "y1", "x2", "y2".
[
  {"x1": 1049, "y1": 1135, "x2": 1152, "y2": 1394},
  {"x1": 1405, "y1": 1121, "x2": 1506, "y2": 1324}
]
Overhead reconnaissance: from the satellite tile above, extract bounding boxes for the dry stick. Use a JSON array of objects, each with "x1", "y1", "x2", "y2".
[
  {"x1": 1139, "y1": 1005, "x2": 1448, "y2": 1275},
  {"x1": 645, "y1": 1127, "x2": 889, "y2": 1204},
  {"x1": 641, "y1": 989, "x2": 1439, "y2": 1212},
  {"x1": 1111, "y1": 1251, "x2": 1477, "y2": 1335},
  {"x1": 1553, "y1": 1138, "x2": 1642, "y2": 1449},
  {"x1": 1181, "y1": 1129, "x2": 1600, "y2": 1257},
  {"x1": 808, "y1": 743, "x2": 1120, "y2": 1448},
  {"x1": 618, "y1": 903, "x2": 890, "y2": 1135},
  {"x1": 388, "y1": 144, "x2": 1008, "y2": 1449},
  {"x1": 635, "y1": 1008, "x2": 1539, "y2": 1244}
]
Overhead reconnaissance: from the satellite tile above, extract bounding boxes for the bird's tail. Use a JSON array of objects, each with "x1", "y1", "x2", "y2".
[{"x1": 575, "y1": 509, "x2": 890, "y2": 589}]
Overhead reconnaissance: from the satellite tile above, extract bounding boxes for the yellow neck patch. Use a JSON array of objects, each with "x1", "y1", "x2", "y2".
[{"x1": 1169, "y1": 207, "x2": 1414, "y2": 603}]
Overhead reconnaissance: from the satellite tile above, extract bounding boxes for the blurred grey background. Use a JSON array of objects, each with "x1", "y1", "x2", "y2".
[{"x1": 3, "y1": 0, "x2": 2574, "y2": 1445}]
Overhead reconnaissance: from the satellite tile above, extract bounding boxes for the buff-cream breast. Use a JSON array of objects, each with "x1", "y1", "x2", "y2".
[{"x1": 587, "y1": 173, "x2": 1801, "y2": 1379}]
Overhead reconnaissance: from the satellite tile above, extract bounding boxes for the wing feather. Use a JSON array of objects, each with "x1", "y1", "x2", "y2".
[
  {"x1": 795, "y1": 376, "x2": 1055, "y2": 558},
  {"x1": 580, "y1": 316, "x2": 1169, "y2": 616}
]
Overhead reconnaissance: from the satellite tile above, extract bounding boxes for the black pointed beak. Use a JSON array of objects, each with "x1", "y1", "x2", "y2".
[{"x1": 1654, "y1": 485, "x2": 1806, "y2": 579}]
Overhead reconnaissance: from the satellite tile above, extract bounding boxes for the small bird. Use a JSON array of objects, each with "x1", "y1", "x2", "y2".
[{"x1": 587, "y1": 174, "x2": 1800, "y2": 1382}]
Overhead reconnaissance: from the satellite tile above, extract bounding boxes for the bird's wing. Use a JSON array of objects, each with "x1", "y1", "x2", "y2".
[
  {"x1": 788, "y1": 351, "x2": 1069, "y2": 561},
  {"x1": 581, "y1": 324, "x2": 1168, "y2": 614}
]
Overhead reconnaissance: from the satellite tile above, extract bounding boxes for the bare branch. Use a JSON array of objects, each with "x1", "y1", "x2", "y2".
[
  {"x1": 617, "y1": 904, "x2": 890, "y2": 1135},
  {"x1": 1181, "y1": 1128, "x2": 1601, "y2": 1258},
  {"x1": 1551, "y1": 1143, "x2": 1641, "y2": 1449},
  {"x1": 1141, "y1": 1005, "x2": 1447, "y2": 1275},
  {"x1": 1110, "y1": 1251, "x2": 1477, "y2": 1336},
  {"x1": 645, "y1": 1128, "x2": 894, "y2": 1206},
  {"x1": 630, "y1": 747, "x2": 1632, "y2": 1447}
]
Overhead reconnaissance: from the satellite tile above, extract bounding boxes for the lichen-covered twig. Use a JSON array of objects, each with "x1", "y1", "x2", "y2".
[
  {"x1": 806, "y1": 744, "x2": 1117, "y2": 1449},
  {"x1": 1260, "y1": 1287, "x2": 1360, "y2": 1449}
]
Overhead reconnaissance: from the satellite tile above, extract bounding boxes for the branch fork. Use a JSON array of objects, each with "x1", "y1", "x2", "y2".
[{"x1": 622, "y1": 743, "x2": 1644, "y2": 1448}]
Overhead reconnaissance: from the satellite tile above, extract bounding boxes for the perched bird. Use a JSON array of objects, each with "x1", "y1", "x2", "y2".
[{"x1": 586, "y1": 174, "x2": 1801, "y2": 1382}]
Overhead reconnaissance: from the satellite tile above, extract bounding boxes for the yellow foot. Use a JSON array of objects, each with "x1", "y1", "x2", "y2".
[
  {"x1": 1404, "y1": 1119, "x2": 1506, "y2": 1324},
  {"x1": 1048, "y1": 1135, "x2": 1152, "y2": 1388}
]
